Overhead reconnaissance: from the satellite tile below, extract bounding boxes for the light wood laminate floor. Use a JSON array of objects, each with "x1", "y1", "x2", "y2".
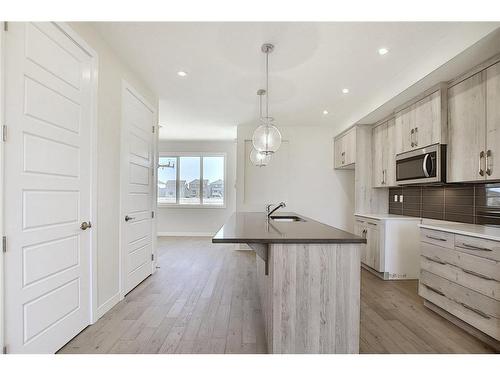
[{"x1": 59, "y1": 237, "x2": 495, "y2": 354}]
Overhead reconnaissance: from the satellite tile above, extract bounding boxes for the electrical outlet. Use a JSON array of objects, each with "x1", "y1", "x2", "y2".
[
  {"x1": 399, "y1": 195, "x2": 404, "y2": 203},
  {"x1": 393, "y1": 194, "x2": 398, "y2": 202}
]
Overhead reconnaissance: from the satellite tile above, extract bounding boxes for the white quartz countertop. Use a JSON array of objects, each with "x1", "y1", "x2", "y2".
[
  {"x1": 354, "y1": 213, "x2": 422, "y2": 221},
  {"x1": 419, "y1": 221, "x2": 500, "y2": 242}
]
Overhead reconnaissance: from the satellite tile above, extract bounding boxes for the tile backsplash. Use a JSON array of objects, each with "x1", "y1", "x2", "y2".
[{"x1": 388, "y1": 183, "x2": 500, "y2": 226}]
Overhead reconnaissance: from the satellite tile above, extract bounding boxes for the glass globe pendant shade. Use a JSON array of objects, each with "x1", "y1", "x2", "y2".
[
  {"x1": 252, "y1": 122, "x2": 282, "y2": 155},
  {"x1": 250, "y1": 148, "x2": 271, "y2": 167}
]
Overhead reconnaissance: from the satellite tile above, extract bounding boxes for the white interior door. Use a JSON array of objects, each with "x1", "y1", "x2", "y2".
[
  {"x1": 4, "y1": 22, "x2": 95, "y2": 353},
  {"x1": 121, "y1": 83, "x2": 155, "y2": 295}
]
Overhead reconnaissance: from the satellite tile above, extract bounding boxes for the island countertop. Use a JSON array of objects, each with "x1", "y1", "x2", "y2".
[{"x1": 212, "y1": 212, "x2": 366, "y2": 244}]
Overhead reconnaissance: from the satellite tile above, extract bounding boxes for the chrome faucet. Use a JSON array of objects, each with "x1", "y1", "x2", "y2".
[{"x1": 266, "y1": 202, "x2": 286, "y2": 218}]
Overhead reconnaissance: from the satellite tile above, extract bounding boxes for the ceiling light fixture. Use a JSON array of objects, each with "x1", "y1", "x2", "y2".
[
  {"x1": 323, "y1": 110, "x2": 329, "y2": 115},
  {"x1": 250, "y1": 89, "x2": 271, "y2": 167},
  {"x1": 252, "y1": 43, "x2": 282, "y2": 155},
  {"x1": 342, "y1": 88, "x2": 349, "y2": 94},
  {"x1": 177, "y1": 71, "x2": 187, "y2": 77},
  {"x1": 378, "y1": 47, "x2": 389, "y2": 55}
]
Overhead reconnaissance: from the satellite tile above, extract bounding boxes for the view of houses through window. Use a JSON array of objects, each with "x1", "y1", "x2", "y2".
[{"x1": 158, "y1": 154, "x2": 225, "y2": 206}]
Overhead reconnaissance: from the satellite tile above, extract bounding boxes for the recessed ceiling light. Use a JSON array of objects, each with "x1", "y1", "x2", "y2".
[
  {"x1": 342, "y1": 88, "x2": 349, "y2": 94},
  {"x1": 177, "y1": 71, "x2": 187, "y2": 77},
  {"x1": 378, "y1": 47, "x2": 389, "y2": 55},
  {"x1": 323, "y1": 110, "x2": 329, "y2": 115}
]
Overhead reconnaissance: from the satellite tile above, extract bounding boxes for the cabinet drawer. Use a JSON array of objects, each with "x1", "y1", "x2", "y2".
[
  {"x1": 455, "y1": 235, "x2": 500, "y2": 262},
  {"x1": 421, "y1": 241, "x2": 500, "y2": 283},
  {"x1": 420, "y1": 252, "x2": 500, "y2": 301},
  {"x1": 419, "y1": 271, "x2": 500, "y2": 340},
  {"x1": 420, "y1": 228, "x2": 454, "y2": 249}
]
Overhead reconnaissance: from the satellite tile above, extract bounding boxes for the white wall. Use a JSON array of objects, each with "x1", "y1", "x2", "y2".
[
  {"x1": 68, "y1": 23, "x2": 158, "y2": 318},
  {"x1": 157, "y1": 140, "x2": 237, "y2": 236},
  {"x1": 237, "y1": 125, "x2": 355, "y2": 232}
]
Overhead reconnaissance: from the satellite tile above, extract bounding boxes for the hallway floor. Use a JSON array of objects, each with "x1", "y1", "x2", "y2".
[{"x1": 59, "y1": 237, "x2": 495, "y2": 354}]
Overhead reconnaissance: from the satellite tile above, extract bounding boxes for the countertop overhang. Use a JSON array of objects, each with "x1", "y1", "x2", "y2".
[{"x1": 212, "y1": 212, "x2": 366, "y2": 244}]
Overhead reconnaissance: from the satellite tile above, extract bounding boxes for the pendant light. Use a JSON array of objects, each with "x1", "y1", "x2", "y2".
[
  {"x1": 250, "y1": 89, "x2": 271, "y2": 167},
  {"x1": 252, "y1": 43, "x2": 282, "y2": 155}
]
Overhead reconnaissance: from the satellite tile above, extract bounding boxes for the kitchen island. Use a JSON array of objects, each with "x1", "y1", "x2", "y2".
[{"x1": 212, "y1": 212, "x2": 366, "y2": 354}]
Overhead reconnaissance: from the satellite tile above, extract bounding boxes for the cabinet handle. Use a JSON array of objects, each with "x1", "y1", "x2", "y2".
[
  {"x1": 485, "y1": 149, "x2": 492, "y2": 176},
  {"x1": 459, "y1": 302, "x2": 490, "y2": 319},
  {"x1": 422, "y1": 255, "x2": 446, "y2": 265},
  {"x1": 414, "y1": 127, "x2": 418, "y2": 147},
  {"x1": 423, "y1": 284, "x2": 445, "y2": 296},
  {"x1": 456, "y1": 243, "x2": 492, "y2": 252},
  {"x1": 461, "y1": 268, "x2": 494, "y2": 281},
  {"x1": 410, "y1": 128, "x2": 415, "y2": 147},
  {"x1": 479, "y1": 151, "x2": 485, "y2": 176},
  {"x1": 367, "y1": 222, "x2": 377, "y2": 226},
  {"x1": 425, "y1": 235, "x2": 447, "y2": 242}
]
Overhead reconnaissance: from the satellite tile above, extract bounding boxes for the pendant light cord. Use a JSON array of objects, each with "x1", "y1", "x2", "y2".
[{"x1": 265, "y1": 50, "x2": 269, "y2": 120}]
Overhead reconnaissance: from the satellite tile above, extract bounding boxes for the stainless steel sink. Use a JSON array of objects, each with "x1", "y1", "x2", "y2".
[{"x1": 270, "y1": 215, "x2": 305, "y2": 222}]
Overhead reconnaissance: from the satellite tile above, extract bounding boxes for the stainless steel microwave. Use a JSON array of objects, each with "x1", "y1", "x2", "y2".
[{"x1": 396, "y1": 144, "x2": 446, "y2": 185}]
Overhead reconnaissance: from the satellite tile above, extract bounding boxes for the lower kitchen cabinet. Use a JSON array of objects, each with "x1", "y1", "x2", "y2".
[
  {"x1": 418, "y1": 226, "x2": 500, "y2": 346},
  {"x1": 355, "y1": 214, "x2": 421, "y2": 279}
]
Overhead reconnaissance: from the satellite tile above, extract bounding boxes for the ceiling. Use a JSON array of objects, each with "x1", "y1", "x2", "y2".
[{"x1": 92, "y1": 22, "x2": 500, "y2": 140}]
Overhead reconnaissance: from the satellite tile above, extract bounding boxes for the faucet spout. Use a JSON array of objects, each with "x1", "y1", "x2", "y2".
[{"x1": 267, "y1": 201, "x2": 286, "y2": 218}]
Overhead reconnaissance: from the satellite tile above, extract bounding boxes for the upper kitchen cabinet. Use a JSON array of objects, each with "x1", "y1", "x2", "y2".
[
  {"x1": 448, "y1": 60, "x2": 500, "y2": 183},
  {"x1": 372, "y1": 118, "x2": 396, "y2": 187},
  {"x1": 486, "y1": 61, "x2": 500, "y2": 180},
  {"x1": 394, "y1": 87, "x2": 447, "y2": 154},
  {"x1": 448, "y1": 71, "x2": 486, "y2": 182},
  {"x1": 334, "y1": 126, "x2": 356, "y2": 169}
]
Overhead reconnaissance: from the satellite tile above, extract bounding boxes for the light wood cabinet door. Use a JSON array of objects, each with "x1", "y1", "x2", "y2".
[
  {"x1": 344, "y1": 128, "x2": 357, "y2": 165},
  {"x1": 334, "y1": 136, "x2": 344, "y2": 169},
  {"x1": 448, "y1": 71, "x2": 487, "y2": 182},
  {"x1": 414, "y1": 90, "x2": 441, "y2": 148},
  {"x1": 395, "y1": 108, "x2": 414, "y2": 154},
  {"x1": 486, "y1": 61, "x2": 500, "y2": 180},
  {"x1": 372, "y1": 123, "x2": 385, "y2": 188},
  {"x1": 354, "y1": 220, "x2": 367, "y2": 264},
  {"x1": 366, "y1": 223, "x2": 380, "y2": 271},
  {"x1": 385, "y1": 118, "x2": 397, "y2": 186}
]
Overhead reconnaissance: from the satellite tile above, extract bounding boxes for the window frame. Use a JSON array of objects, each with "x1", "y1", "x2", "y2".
[{"x1": 157, "y1": 152, "x2": 227, "y2": 209}]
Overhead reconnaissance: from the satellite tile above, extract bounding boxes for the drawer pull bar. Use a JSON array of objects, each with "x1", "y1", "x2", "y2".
[
  {"x1": 423, "y1": 284, "x2": 445, "y2": 296},
  {"x1": 461, "y1": 268, "x2": 494, "y2": 281},
  {"x1": 459, "y1": 302, "x2": 491, "y2": 319},
  {"x1": 422, "y1": 255, "x2": 446, "y2": 265},
  {"x1": 457, "y1": 243, "x2": 492, "y2": 252},
  {"x1": 426, "y1": 235, "x2": 447, "y2": 242}
]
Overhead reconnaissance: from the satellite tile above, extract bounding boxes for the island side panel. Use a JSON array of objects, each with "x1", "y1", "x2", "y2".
[{"x1": 268, "y1": 243, "x2": 361, "y2": 353}]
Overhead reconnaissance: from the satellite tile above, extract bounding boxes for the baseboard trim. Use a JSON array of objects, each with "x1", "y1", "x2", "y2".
[
  {"x1": 95, "y1": 292, "x2": 121, "y2": 321},
  {"x1": 157, "y1": 231, "x2": 214, "y2": 237}
]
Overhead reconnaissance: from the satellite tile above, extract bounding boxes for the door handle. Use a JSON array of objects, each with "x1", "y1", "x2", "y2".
[
  {"x1": 485, "y1": 149, "x2": 492, "y2": 176},
  {"x1": 479, "y1": 151, "x2": 485, "y2": 176},
  {"x1": 414, "y1": 127, "x2": 418, "y2": 147},
  {"x1": 80, "y1": 221, "x2": 92, "y2": 230},
  {"x1": 125, "y1": 215, "x2": 135, "y2": 222},
  {"x1": 410, "y1": 128, "x2": 414, "y2": 147}
]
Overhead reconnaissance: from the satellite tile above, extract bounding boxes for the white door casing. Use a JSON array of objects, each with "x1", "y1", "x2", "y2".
[
  {"x1": 120, "y1": 82, "x2": 155, "y2": 296},
  {"x1": 3, "y1": 22, "x2": 97, "y2": 353}
]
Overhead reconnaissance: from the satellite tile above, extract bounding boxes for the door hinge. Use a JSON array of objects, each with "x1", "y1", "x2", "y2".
[
  {"x1": 152, "y1": 126, "x2": 155, "y2": 134},
  {"x1": 3, "y1": 22, "x2": 8, "y2": 32},
  {"x1": 2, "y1": 125, "x2": 6, "y2": 142},
  {"x1": 151, "y1": 211, "x2": 155, "y2": 219},
  {"x1": 2, "y1": 236, "x2": 6, "y2": 253},
  {"x1": 151, "y1": 253, "x2": 154, "y2": 261},
  {"x1": 2, "y1": 345, "x2": 7, "y2": 354}
]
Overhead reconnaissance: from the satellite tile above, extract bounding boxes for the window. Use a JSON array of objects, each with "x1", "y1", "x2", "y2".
[{"x1": 158, "y1": 154, "x2": 225, "y2": 207}]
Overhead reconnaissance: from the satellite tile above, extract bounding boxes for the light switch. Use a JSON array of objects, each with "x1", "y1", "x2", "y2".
[
  {"x1": 399, "y1": 195, "x2": 404, "y2": 203},
  {"x1": 393, "y1": 194, "x2": 398, "y2": 202}
]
